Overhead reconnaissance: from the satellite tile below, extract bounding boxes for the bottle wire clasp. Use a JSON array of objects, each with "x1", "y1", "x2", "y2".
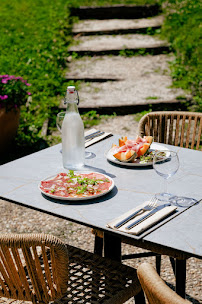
[{"x1": 64, "y1": 87, "x2": 79, "y2": 105}]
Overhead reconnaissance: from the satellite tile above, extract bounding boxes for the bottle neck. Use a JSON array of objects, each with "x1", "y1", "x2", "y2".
[{"x1": 66, "y1": 102, "x2": 79, "y2": 113}]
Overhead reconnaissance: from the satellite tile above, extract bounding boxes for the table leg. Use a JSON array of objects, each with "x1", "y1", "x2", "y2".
[
  {"x1": 103, "y1": 232, "x2": 121, "y2": 261},
  {"x1": 94, "y1": 235, "x2": 103, "y2": 256},
  {"x1": 103, "y1": 233, "x2": 146, "y2": 304},
  {"x1": 175, "y1": 259, "x2": 186, "y2": 298}
]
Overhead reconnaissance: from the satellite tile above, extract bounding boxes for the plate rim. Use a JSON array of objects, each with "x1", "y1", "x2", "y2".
[
  {"x1": 106, "y1": 143, "x2": 169, "y2": 167},
  {"x1": 39, "y1": 171, "x2": 115, "y2": 201}
]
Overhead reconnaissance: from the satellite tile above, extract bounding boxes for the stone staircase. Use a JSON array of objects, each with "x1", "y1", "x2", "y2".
[{"x1": 62, "y1": 5, "x2": 189, "y2": 114}]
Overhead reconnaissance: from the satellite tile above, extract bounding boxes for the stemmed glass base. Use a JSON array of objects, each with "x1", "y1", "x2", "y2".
[
  {"x1": 169, "y1": 196, "x2": 198, "y2": 207},
  {"x1": 155, "y1": 193, "x2": 198, "y2": 207},
  {"x1": 155, "y1": 192, "x2": 175, "y2": 201}
]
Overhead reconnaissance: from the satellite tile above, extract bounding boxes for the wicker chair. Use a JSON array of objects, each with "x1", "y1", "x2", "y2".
[
  {"x1": 137, "y1": 263, "x2": 189, "y2": 304},
  {"x1": 0, "y1": 233, "x2": 142, "y2": 304},
  {"x1": 138, "y1": 111, "x2": 202, "y2": 150}
]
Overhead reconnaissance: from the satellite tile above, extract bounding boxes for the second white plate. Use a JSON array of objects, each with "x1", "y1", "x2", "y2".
[{"x1": 106, "y1": 143, "x2": 169, "y2": 166}]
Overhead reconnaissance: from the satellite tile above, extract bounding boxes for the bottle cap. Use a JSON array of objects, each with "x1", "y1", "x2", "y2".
[
  {"x1": 65, "y1": 86, "x2": 79, "y2": 105},
  {"x1": 67, "y1": 86, "x2": 75, "y2": 93}
]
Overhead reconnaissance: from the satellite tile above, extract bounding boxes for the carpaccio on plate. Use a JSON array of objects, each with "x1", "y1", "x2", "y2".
[
  {"x1": 40, "y1": 171, "x2": 113, "y2": 198},
  {"x1": 111, "y1": 135, "x2": 153, "y2": 162}
]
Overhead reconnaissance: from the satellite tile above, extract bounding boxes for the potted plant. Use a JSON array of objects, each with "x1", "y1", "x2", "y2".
[{"x1": 0, "y1": 75, "x2": 31, "y2": 155}]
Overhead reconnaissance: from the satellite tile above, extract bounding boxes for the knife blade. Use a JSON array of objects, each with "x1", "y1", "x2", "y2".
[
  {"x1": 85, "y1": 132, "x2": 105, "y2": 142},
  {"x1": 125, "y1": 203, "x2": 171, "y2": 230},
  {"x1": 114, "y1": 208, "x2": 146, "y2": 229},
  {"x1": 85, "y1": 130, "x2": 101, "y2": 140}
]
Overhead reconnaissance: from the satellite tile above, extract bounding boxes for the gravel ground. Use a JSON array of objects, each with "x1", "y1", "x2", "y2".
[{"x1": 0, "y1": 115, "x2": 201, "y2": 303}]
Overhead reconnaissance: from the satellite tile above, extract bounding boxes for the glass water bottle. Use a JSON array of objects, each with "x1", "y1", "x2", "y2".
[{"x1": 62, "y1": 86, "x2": 85, "y2": 170}]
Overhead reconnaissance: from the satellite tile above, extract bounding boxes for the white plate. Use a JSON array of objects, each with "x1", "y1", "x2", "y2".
[
  {"x1": 106, "y1": 143, "x2": 169, "y2": 167},
  {"x1": 39, "y1": 171, "x2": 114, "y2": 201}
]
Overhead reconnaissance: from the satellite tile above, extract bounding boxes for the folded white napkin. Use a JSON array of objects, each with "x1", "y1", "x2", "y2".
[
  {"x1": 107, "y1": 201, "x2": 177, "y2": 235},
  {"x1": 85, "y1": 128, "x2": 112, "y2": 148}
]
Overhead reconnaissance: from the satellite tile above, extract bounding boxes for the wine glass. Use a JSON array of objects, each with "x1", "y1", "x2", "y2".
[
  {"x1": 56, "y1": 112, "x2": 94, "y2": 159},
  {"x1": 153, "y1": 150, "x2": 179, "y2": 201}
]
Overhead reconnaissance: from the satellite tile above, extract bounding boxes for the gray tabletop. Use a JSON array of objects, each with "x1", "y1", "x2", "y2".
[{"x1": 0, "y1": 135, "x2": 202, "y2": 259}]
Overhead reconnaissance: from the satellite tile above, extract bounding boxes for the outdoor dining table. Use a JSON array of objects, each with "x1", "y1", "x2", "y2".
[{"x1": 0, "y1": 134, "x2": 201, "y2": 299}]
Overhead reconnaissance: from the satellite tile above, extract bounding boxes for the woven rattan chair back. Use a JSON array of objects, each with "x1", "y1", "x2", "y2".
[
  {"x1": 0, "y1": 233, "x2": 141, "y2": 304},
  {"x1": 0, "y1": 233, "x2": 69, "y2": 303},
  {"x1": 137, "y1": 263, "x2": 188, "y2": 304},
  {"x1": 138, "y1": 111, "x2": 202, "y2": 150}
]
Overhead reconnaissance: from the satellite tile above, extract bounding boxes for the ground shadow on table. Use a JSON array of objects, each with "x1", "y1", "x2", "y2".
[{"x1": 83, "y1": 164, "x2": 116, "y2": 178}]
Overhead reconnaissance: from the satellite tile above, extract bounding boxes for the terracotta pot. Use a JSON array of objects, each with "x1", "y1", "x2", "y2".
[{"x1": 0, "y1": 107, "x2": 20, "y2": 155}]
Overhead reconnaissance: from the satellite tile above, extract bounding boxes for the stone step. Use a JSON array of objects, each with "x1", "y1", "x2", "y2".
[
  {"x1": 73, "y1": 16, "x2": 163, "y2": 36},
  {"x1": 65, "y1": 75, "x2": 121, "y2": 82},
  {"x1": 68, "y1": 34, "x2": 170, "y2": 56},
  {"x1": 70, "y1": 4, "x2": 161, "y2": 20},
  {"x1": 63, "y1": 55, "x2": 189, "y2": 113}
]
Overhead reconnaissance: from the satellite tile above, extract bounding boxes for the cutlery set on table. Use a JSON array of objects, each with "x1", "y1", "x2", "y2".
[
  {"x1": 85, "y1": 129, "x2": 112, "y2": 147},
  {"x1": 107, "y1": 198, "x2": 177, "y2": 236}
]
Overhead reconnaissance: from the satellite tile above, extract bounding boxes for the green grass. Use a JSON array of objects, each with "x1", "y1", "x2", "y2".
[
  {"x1": 145, "y1": 96, "x2": 159, "y2": 100},
  {"x1": 160, "y1": 0, "x2": 202, "y2": 111},
  {"x1": 0, "y1": 0, "x2": 74, "y2": 153}
]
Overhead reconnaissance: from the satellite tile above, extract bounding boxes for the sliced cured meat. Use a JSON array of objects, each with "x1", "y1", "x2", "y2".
[
  {"x1": 40, "y1": 171, "x2": 113, "y2": 198},
  {"x1": 112, "y1": 135, "x2": 153, "y2": 162}
]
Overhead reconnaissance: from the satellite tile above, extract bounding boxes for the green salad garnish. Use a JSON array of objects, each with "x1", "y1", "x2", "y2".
[{"x1": 139, "y1": 150, "x2": 166, "y2": 163}]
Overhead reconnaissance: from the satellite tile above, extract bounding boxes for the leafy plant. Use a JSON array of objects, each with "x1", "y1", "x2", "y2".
[
  {"x1": 134, "y1": 109, "x2": 152, "y2": 122},
  {"x1": 160, "y1": 0, "x2": 202, "y2": 111},
  {"x1": 81, "y1": 110, "x2": 116, "y2": 128},
  {"x1": 0, "y1": 0, "x2": 74, "y2": 151},
  {"x1": 0, "y1": 75, "x2": 31, "y2": 111}
]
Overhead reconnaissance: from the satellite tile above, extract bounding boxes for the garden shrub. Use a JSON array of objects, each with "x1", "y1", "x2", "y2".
[
  {"x1": 0, "y1": 0, "x2": 73, "y2": 153},
  {"x1": 160, "y1": 0, "x2": 202, "y2": 111}
]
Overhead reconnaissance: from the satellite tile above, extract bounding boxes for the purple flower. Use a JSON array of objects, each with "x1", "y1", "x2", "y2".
[
  {"x1": 0, "y1": 95, "x2": 8, "y2": 100},
  {"x1": 0, "y1": 74, "x2": 32, "y2": 109}
]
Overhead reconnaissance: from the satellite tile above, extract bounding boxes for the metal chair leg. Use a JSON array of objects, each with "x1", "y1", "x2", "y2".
[
  {"x1": 156, "y1": 255, "x2": 161, "y2": 275},
  {"x1": 134, "y1": 288, "x2": 146, "y2": 304}
]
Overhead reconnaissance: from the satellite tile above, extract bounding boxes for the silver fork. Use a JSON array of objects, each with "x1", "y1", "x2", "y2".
[{"x1": 114, "y1": 197, "x2": 157, "y2": 229}]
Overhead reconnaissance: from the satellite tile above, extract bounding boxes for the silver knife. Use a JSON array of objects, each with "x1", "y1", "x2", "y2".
[
  {"x1": 85, "y1": 131, "x2": 101, "y2": 140},
  {"x1": 85, "y1": 132, "x2": 105, "y2": 142},
  {"x1": 125, "y1": 203, "x2": 171, "y2": 230},
  {"x1": 114, "y1": 208, "x2": 146, "y2": 229}
]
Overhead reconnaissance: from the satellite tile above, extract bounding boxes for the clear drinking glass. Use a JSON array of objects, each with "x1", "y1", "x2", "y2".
[
  {"x1": 153, "y1": 150, "x2": 179, "y2": 201},
  {"x1": 56, "y1": 112, "x2": 65, "y2": 133}
]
